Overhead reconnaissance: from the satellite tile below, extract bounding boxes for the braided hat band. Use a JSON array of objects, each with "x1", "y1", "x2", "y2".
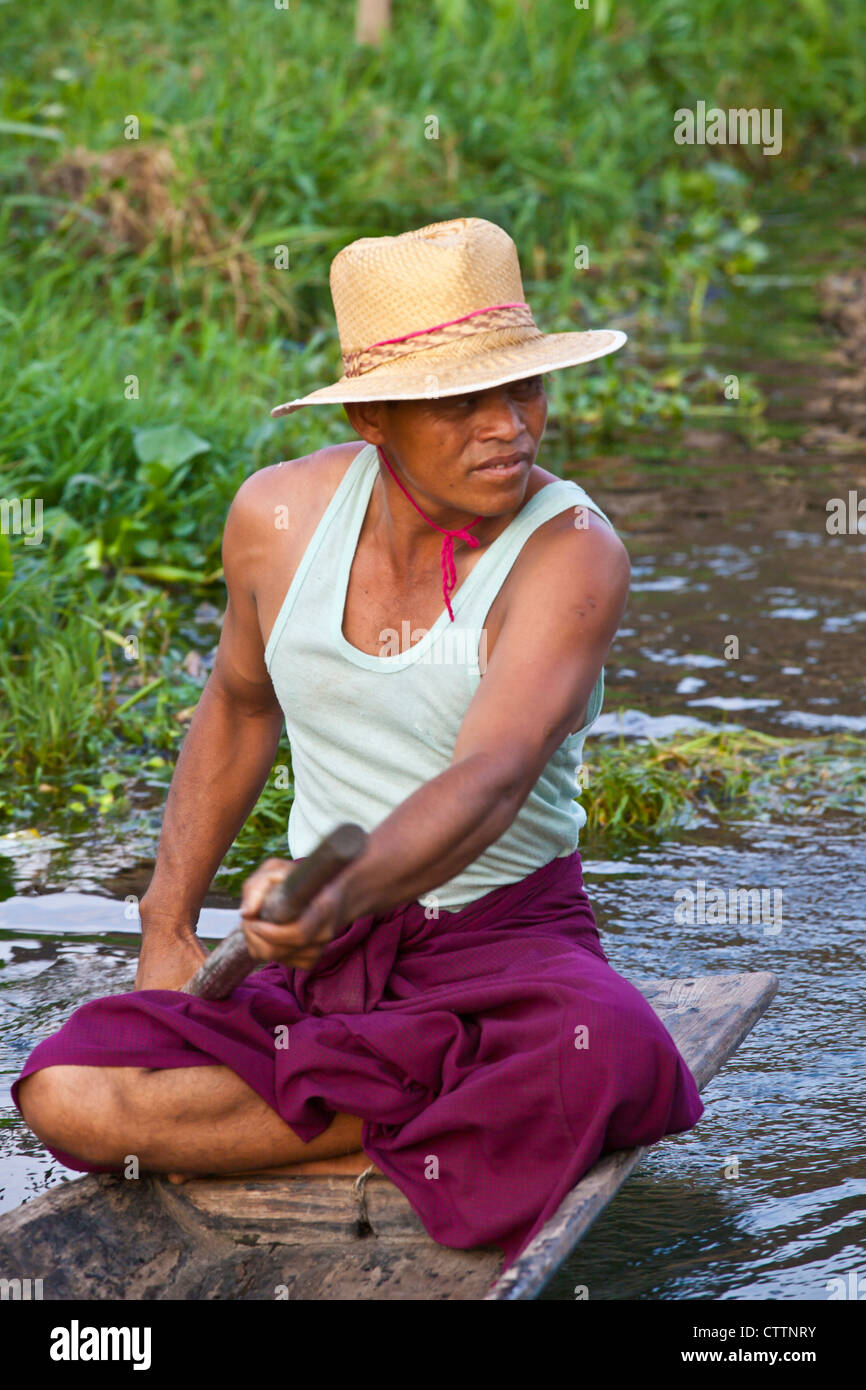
[{"x1": 343, "y1": 302, "x2": 538, "y2": 378}]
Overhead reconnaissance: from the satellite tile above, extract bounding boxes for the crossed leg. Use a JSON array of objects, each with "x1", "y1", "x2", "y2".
[{"x1": 17, "y1": 1064, "x2": 367, "y2": 1179}]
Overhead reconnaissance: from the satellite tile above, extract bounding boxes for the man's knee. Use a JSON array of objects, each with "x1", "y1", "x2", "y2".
[
  {"x1": 18, "y1": 1068, "x2": 65, "y2": 1132},
  {"x1": 17, "y1": 1065, "x2": 130, "y2": 1164}
]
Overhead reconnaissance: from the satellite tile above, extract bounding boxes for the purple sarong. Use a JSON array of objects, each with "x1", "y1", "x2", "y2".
[{"x1": 11, "y1": 850, "x2": 704, "y2": 1270}]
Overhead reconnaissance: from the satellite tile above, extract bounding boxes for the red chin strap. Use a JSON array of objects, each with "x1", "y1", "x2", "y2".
[{"x1": 376, "y1": 446, "x2": 482, "y2": 622}]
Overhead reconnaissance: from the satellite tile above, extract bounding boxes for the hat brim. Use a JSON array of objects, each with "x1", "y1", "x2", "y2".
[{"x1": 270, "y1": 329, "x2": 627, "y2": 417}]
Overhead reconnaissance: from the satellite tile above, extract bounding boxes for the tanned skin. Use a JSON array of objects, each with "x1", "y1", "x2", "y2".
[{"x1": 17, "y1": 376, "x2": 630, "y2": 1180}]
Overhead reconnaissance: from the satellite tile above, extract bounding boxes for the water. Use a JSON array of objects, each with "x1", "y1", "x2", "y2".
[
  {"x1": 0, "y1": 898, "x2": 236, "y2": 1213},
  {"x1": 595, "y1": 523, "x2": 866, "y2": 739},
  {"x1": 1, "y1": 172, "x2": 864, "y2": 1298},
  {"x1": 543, "y1": 819, "x2": 866, "y2": 1300}
]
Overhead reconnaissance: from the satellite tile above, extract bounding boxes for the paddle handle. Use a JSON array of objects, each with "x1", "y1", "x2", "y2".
[{"x1": 182, "y1": 823, "x2": 368, "y2": 1000}]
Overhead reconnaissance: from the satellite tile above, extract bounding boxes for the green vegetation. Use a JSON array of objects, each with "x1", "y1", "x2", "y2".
[
  {"x1": 578, "y1": 729, "x2": 866, "y2": 853},
  {"x1": 1, "y1": 1, "x2": 864, "y2": 875}
]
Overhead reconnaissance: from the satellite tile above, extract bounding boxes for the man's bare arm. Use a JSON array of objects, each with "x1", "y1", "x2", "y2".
[
  {"x1": 241, "y1": 512, "x2": 630, "y2": 961},
  {"x1": 136, "y1": 470, "x2": 287, "y2": 986}
]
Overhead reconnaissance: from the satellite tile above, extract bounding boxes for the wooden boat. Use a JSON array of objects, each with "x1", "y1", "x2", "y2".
[{"x1": 0, "y1": 970, "x2": 777, "y2": 1300}]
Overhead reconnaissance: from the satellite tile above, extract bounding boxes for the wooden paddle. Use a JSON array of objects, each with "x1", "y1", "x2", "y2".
[{"x1": 182, "y1": 823, "x2": 368, "y2": 1000}]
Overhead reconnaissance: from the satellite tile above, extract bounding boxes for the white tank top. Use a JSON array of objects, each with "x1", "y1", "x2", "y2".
[{"x1": 264, "y1": 442, "x2": 615, "y2": 909}]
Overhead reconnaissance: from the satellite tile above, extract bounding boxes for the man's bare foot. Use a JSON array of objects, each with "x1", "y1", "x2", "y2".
[
  {"x1": 162, "y1": 1152, "x2": 375, "y2": 1184},
  {"x1": 256, "y1": 1150, "x2": 376, "y2": 1177}
]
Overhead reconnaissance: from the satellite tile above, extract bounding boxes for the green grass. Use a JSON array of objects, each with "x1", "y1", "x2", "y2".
[{"x1": 578, "y1": 729, "x2": 866, "y2": 852}]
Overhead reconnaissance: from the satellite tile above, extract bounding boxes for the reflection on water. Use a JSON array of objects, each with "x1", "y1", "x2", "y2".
[{"x1": 597, "y1": 525, "x2": 866, "y2": 739}]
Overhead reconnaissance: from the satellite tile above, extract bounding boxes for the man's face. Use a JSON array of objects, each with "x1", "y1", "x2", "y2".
[{"x1": 346, "y1": 374, "x2": 548, "y2": 515}]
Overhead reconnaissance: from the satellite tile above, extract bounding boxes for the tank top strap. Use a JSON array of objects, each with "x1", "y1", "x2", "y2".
[
  {"x1": 450, "y1": 478, "x2": 614, "y2": 732},
  {"x1": 264, "y1": 442, "x2": 377, "y2": 671}
]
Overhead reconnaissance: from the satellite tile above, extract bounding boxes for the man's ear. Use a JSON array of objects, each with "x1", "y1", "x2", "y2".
[{"x1": 343, "y1": 400, "x2": 389, "y2": 444}]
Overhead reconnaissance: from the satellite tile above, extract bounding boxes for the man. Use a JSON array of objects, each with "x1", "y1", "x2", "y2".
[{"x1": 14, "y1": 219, "x2": 703, "y2": 1267}]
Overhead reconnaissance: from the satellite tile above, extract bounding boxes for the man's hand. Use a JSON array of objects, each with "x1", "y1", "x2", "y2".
[
  {"x1": 135, "y1": 930, "x2": 208, "y2": 991},
  {"x1": 238, "y1": 857, "x2": 347, "y2": 970}
]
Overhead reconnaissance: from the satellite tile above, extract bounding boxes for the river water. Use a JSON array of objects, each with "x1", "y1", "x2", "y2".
[{"x1": 1, "y1": 173, "x2": 863, "y2": 1300}]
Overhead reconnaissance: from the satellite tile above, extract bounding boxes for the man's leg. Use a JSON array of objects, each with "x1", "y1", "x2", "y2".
[{"x1": 17, "y1": 1064, "x2": 365, "y2": 1176}]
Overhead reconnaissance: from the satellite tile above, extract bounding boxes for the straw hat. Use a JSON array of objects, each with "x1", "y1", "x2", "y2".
[{"x1": 270, "y1": 217, "x2": 626, "y2": 416}]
